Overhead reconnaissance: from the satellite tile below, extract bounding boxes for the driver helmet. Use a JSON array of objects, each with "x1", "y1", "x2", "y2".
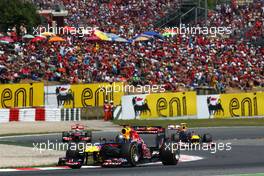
[
  {"x1": 168, "y1": 125, "x2": 175, "y2": 129},
  {"x1": 121, "y1": 127, "x2": 131, "y2": 140},
  {"x1": 175, "y1": 125, "x2": 181, "y2": 129}
]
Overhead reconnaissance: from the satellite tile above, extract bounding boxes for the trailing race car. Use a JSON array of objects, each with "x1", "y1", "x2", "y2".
[
  {"x1": 62, "y1": 124, "x2": 92, "y2": 143},
  {"x1": 58, "y1": 126, "x2": 180, "y2": 169},
  {"x1": 167, "y1": 123, "x2": 213, "y2": 146}
]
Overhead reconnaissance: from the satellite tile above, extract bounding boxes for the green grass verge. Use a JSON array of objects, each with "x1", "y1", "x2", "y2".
[{"x1": 113, "y1": 118, "x2": 264, "y2": 128}]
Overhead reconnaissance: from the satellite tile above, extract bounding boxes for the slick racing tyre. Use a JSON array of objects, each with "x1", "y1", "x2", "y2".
[
  {"x1": 66, "y1": 146, "x2": 84, "y2": 169},
  {"x1": 100, "y1": 144, "x2": 121, "y2": 159},
  {"x1": 57, "y1": 158, "x2": 65, "y2": 166},
  {"x1": 120, "y1": 142, "x2": 139, "y2": 167},
  {"x1": 202, "y1": 133, "x2": 213, "y2": 143},
  {"x1": 62, "y1": 132, "x2": 70, "y2": 143},
  {"x1": 171, "y1": 133, "x2": 180, "y2": 142},
  {"x1": 85, "y1": 130, "x2": 92, "y2": 142},
  {"x1": 69, "y1": 164, "x2": 82, "y2": 169},
  {"x1": 160, "y1": 139, "x2": 180, "y2": 165}
]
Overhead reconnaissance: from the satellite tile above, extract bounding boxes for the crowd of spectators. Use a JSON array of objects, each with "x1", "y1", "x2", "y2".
[
  {"x1": 31, "y1": 0, "x2": 180, "y2": 38},
  {"x1": 0, "y1": 0, "x2": 263, "y2": 93}
]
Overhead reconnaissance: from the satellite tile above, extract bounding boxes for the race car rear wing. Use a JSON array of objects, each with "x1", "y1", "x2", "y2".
[
  {"x1": 132, "y1": 126, "x2": 165, "y2": 134},
  {"x1": 71, "y1": 124, "x2": 85, "y2": 130}
]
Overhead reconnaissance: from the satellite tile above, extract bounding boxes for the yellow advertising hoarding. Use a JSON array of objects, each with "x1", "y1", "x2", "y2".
[
  {"x1": 214, "y1": 92, "x2": 264, "y2": 118},
  {"x1": 0, "y1": 83, "x2": 44, "y2": 108},
  {"x1": 61, "y1": 82, "x2": 124, "y2": 108},
  {"x1": 136, "y1": 92, "x2": 197, "y2": 119}
]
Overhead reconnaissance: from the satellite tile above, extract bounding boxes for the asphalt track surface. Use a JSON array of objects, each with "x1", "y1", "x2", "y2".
[{"x1": 1, "y1": 126, "x2": 264, "y2": 176}]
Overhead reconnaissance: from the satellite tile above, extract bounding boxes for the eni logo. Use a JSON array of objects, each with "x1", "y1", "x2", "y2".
[
  {"x1": 1, "y1": 87, "x2": 34, "y2": 108},
  {"x1": 229, "y1": 93, "x2": 258, "y2": 117},
  {"x1": 156, "y1": 92, "x2": 187, "y2": 117}
]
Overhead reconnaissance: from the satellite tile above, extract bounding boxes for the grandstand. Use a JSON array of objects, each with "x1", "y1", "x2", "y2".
[{"x1": 0, "y1": 0, "x2": 263, "y2": 95}]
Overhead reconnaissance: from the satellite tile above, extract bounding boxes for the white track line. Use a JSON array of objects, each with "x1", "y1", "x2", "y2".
[{"x1": 0, "y1": 154, "x2": 204, "y2": 172}]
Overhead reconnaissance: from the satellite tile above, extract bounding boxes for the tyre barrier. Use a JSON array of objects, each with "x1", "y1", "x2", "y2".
[{"x1": 60, "y1": 108, "x2": 81, "y2": 121}]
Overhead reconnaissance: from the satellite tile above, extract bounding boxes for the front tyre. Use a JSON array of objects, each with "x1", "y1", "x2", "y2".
[
  {"x1": 160, "y1": 139, "x2": 180, "y2": 165},
  {"x1": 69, "y1": 164, "x2": 82, "y2": 169},
  {"x1": 66, "y1": 146, "x2": 84, "y2": 169},
  {"x1": 202, "y1": 133, "x2": 213, "y2": 143}
]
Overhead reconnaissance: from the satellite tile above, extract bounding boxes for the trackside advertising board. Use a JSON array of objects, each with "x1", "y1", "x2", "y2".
[
  {"x1": 45, "y1": 82, "x2": 124, "y2": 108},
  {"x1": 0, "y1": 83, "x2": 44, "y2": 108},
  {"x1": 197, "y1": 92, "x2": 264, "y2": 119},
  {"x1": 120, "y1": 92, "x2": 197, "y2": 119}
]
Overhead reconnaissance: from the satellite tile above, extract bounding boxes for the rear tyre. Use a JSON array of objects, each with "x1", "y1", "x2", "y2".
[
  {"x1": 160, "y1": 139, "x2": 180, "y2": 165},
  {"x1": 120, "y1": 142, "x2": 139, "y2": 167},
  {"x1": 171, "y1": 133, "x2": 180, "y2": 142},
  {"x1": 62, "y1": 132, "x2": 69, "y2": 143},
  {"x1": 85, "y1": 131, "x2": 92, "y2": 142}
]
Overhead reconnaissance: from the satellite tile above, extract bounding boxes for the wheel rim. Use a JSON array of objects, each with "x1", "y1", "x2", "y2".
[
  {"x1": 175, "y1": 153, "x2": 180, "y2": 160},
  {"x1": 131, "y1": 146, "x2": 139, "y2": 162},
  {"x1": 133, "y1": 154, "x2": 139, "y2": 162}
]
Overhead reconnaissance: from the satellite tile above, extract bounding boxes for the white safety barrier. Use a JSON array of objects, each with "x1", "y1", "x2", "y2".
[
  {"x1": 197, "y1": 93, "x2": 264, "y2": 119},
  {"x1": 0, "y1": 108, "x2": 81, "y2": 123},
  {"x1": 45, "y1": 108, "x2": 61, "y2": 121},
  {"x1": 196, "y1": 95, "x2": 220, "y2": 119},
  {"x1": 0, "y1": 109, "x2": 10, "y2": 123},
  {"x1": 120, "y1": 92, "x2": 197, "y2": 120}
]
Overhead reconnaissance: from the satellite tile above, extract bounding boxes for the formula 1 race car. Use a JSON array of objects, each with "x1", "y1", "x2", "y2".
[
  {"x1": 62, "y1": 124, "x2": 92, "y2": 143},
  {"x1": 167, "y1": 123, "x2": 213, "y2": 146},
  {"x1": 58, "y1": 126, "x2": 180, "y2": 169}
]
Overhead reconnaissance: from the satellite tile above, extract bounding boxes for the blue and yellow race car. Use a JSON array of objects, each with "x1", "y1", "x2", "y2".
[{"x1": 58, "y1": 126, "x2": 180, "y2": 169}]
